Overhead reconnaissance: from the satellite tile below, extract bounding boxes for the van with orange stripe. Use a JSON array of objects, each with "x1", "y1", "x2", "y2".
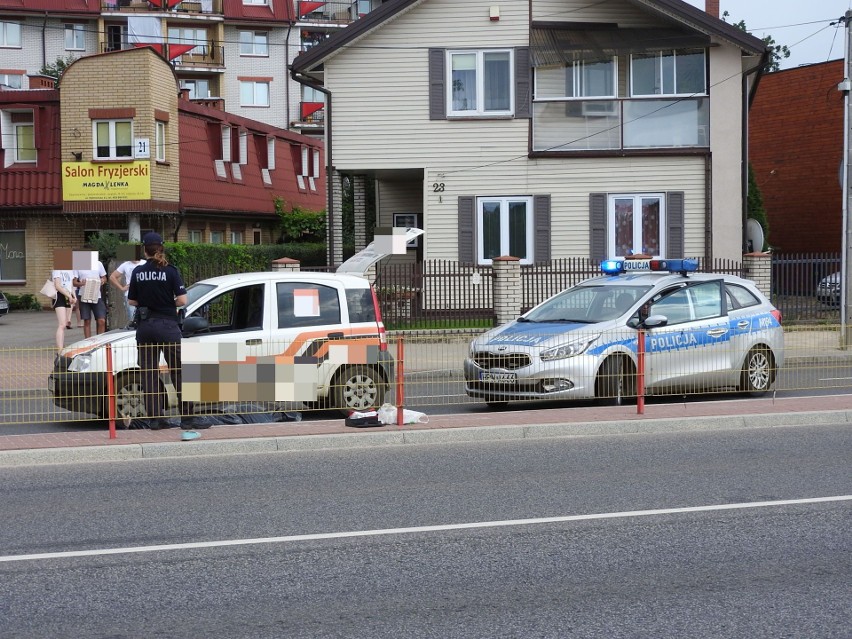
[{"x1": 49, "y1": 272, "x2": 394, "y2": 419}]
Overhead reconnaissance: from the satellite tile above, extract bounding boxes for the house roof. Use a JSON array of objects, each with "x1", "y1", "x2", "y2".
[
  {"x1": 0, "y1": 91, "x2": 62, "y2": 209},
  {"x1": 177, "y1": 100, "x2": 324, "y2": 217},
  {"x1": 291, "y1": 0, "x2": 767, "y2": 74}
]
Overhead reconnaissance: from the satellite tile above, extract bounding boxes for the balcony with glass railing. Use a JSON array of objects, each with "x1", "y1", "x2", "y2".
[
  {"x1": 532, "y1": 97, "x2": 709, "y2": 153},
  {"x1": 101, "y1": 0, "x2": 223, "y2": 15}
]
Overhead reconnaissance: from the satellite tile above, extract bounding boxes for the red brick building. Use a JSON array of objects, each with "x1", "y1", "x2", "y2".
[{"x1": 749, "y1": 59, "x2": 844, "y2": 253}]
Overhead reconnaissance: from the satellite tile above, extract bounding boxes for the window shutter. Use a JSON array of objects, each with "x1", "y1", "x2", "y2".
[
  {"x1": 458, "y1": 196, "x2": 475, "y2": 263},
  {"x1": 428, "y1": 48, "x2": 447, "y2": 121},
  {"x1": 514, "y1": 47, "x2": 531, "y2": 119},
  {"x1": 533, "y1": 194, "x2": 551, "y2": 263},
  {"x1": 589, "y1": 193, "x2": 607, "y2": 261},
  {"x1": 666, "y1": 191, "x2": 685, "y2": 258}
]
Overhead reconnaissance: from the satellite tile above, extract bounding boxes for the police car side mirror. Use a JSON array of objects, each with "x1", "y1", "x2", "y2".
[
  {"x1": 182, "y1": 316, "x2": 209, "y2": 337},
  {"x1": 642, "y1": 315, "x2": 668, "y2": 329}
]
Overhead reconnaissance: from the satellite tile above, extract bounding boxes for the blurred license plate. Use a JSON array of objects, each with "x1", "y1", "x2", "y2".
[{"x1": 480, "y1": 372, "x2": 516, "y2": 383}]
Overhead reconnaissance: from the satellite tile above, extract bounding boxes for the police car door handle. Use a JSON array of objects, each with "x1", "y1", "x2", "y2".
[
  {"x1": 245, "y1": 338, "x2": 263, "y2": 346},
  {"x1": 706, "y1": 328, "x2": 728, "y2": 338},
  {"x1": 737, "y1": 320, "x2": 750, "y2": 329}
]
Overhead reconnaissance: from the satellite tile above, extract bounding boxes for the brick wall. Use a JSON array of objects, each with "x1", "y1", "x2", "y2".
[{"x1": 749, "y1": 60, "x2": 844, "y2": 253}]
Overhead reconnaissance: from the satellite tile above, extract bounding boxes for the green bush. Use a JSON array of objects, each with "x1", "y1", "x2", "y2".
[
  {"x1": 5, "y1": 293, "x2": 41, "y2": 311},
  {"x1": 112, "y1": 242, "x2": 329, "y2": 286}
]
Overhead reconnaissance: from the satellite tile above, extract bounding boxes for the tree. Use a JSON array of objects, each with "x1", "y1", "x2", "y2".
[
  {"x1": 746, "y1": 163, "x2": 770, "y2": 250},
  {"x1": 38, "y1": 54, "x2": 77, "y2": 85},
  {"x1": 723, "y1": 11, "x2": 790, "y2": 72}
]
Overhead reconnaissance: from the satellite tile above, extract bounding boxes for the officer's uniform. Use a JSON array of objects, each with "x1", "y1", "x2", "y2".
[{"x1": 127, "y1": 237, "x2": 188, "y2": 425}]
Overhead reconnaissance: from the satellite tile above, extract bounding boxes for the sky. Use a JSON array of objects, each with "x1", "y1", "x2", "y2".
[{"x1": 682, "y1": 0, "x2": 852, "y2": 69}]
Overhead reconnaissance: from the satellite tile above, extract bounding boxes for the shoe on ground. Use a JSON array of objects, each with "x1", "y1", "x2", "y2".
[{"x1": 181, "y1": 431, "x2": 201, "y2": 441}]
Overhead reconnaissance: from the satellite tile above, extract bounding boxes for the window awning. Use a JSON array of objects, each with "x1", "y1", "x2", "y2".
[{"x1": 530, "y1": 24, "x2": 711, "y2": 67}]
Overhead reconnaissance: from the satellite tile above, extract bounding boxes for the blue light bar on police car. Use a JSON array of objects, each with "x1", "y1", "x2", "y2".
[{"x1": 600, "y1": 258, "x2": 699, "y2": 275}]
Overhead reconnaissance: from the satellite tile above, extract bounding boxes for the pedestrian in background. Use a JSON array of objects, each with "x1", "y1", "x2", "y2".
[
  {"x1": 74, "y1": 258, "x2": 108, "y2": 338},
  {"x1": 128, "y1": 232, "x2": 199, "y2": 440},
  {"x1": 109, "y1": 255, "x2": 146, "y2": 326},
  {"x1": 51, "y1": 267, "x2": 75, "y2": 350}
]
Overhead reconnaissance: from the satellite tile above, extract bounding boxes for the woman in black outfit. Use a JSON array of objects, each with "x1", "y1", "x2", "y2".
[{"x1": 127, "y1": 233, "x2": 198, "y2": 440}]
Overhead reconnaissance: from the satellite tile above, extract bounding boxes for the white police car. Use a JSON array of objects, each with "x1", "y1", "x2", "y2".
[{"x1": 464, "y1": 258, "x2": 784, "y2": 407}]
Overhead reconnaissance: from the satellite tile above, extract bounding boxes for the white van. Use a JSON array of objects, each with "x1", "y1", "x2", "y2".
[{"x1": 49, "y1": 272, "x2": 393, "y2": 419}]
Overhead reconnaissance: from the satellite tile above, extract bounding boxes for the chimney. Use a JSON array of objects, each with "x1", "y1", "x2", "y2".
[
  {"x1": 705, "y1": 0, "x2": 719, "y2": 18},
  {"x1": 27, "y1": 74, "x2": 57, "y2": 90},
  {"x1": 179, "y1": 88, "x2": 191, "y2": 100}
]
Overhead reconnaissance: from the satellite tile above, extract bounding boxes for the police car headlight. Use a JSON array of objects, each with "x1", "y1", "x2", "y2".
[
  {"x1": 68, "y1": 354, "x2": 92, "y2": 373},
  {"x1": 540, "y1": 335, "x2": 599, "y2": 361}
]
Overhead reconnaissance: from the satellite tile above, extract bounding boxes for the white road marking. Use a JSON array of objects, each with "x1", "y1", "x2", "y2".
[{"x1": 0, "y1": 495, "x2": 849, "y2": 564}]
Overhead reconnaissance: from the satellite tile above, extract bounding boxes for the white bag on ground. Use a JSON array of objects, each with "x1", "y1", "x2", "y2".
[{"x1": 377, "y1": 403, "x2": 428, "y2": 425}]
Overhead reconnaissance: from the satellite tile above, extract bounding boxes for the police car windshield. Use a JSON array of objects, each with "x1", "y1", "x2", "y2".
[
  {"x1": 522, "y1": 284, "x2": 651, "y2": 323},
  {"x1": 184, "y1": 283, "x2": 216, "y2": 308}
]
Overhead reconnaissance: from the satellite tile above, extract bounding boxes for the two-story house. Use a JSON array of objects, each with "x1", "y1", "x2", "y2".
[
  {"x1": 0, "y1": 0, "x2": 387, "y2": 133},
  {"x1": 292, "y1": 0, "x2": 768, "y2": 268},
  {"x1": 0, "y1": 47, "x2": 324, "y2": 298}
]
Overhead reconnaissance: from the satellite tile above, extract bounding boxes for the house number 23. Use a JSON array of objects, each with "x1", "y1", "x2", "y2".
[{"x1": 432, "y1": 182, "x2": 445, "y2": 192}]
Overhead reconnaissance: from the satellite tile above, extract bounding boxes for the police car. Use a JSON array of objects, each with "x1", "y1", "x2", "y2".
[{"x1": 464, "y1": 258, "x2": 784, "y2": 407}]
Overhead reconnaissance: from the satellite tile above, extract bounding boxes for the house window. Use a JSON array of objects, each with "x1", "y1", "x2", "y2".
[
  {"x1": 309, "y1": 148, "x2": 320, "y2": 191},
  {"x1": 1, "y1": 21, "x2": 21, "y2": 47},
  {"x1": 65, "y1": 24, "x2": 85, "y2": 50},
  {"x1": 297, "y1": 145, "x2": 309, "y2": 189},
  {"x1": 106, "y1": 25, "x2": 128, "y2": 52},
  {"x1": 1, "y1": 110, "x2": 35, "y2": 165},
  {"x1": 210, "y1": 230, "x2": 224, "y2": 244},
  {"x1": 476, "y1": 196, "x2": 533, "y2": 265},
  {"x1": 0, "y1": 230, "x2": 26, "y2": 282},
  {"x1": 230, "y1": 230, "x2": 244, "y2": 244},
  {"x1": 93, "y1": 120, "x2": 132, "y2": 160},
  {"x1": 188, "y1": 229, "x2": 203, "y2": 243},
  {"x1": 155, "y1": 121, "x2": 166, "y2": 162},
  {"x1": 239, "y1": 31, "x2": 268, "y2": 56},
  {"x1": 0, "y1": 73, "x2": 22, "y2": 89},
  {"x1": 547, "y1": 56, "x2": 618, "y2": 98},
  {"x1": 448, "y1": 49, "x2": 513, "y2": 116},
  {"x1": 243, "y1": 0, "x2": 268, "y2": 4},
  {"x1": 240, "y1": 81, "x2": 269, "y2": 107},
  {"x1": 180, "y1": 79, "x2": 210, "y2": 99},
  {"x1": 631, "y1": 49, "x2": 706, "y2": 97},
  {"x1": 609, "y1": 194, "x2": 665, "y2": 258}
]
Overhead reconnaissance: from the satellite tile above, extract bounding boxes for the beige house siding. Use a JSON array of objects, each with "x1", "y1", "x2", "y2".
[
  {"x1": 532, "y1": 0, "x2": 657, "y2": 25},
  {"x1": 376, "y1": 180, "x2": 423, "y2": 265},
  {"x1": 422, "y1": 156, "x2": 706, "y2": 261}
]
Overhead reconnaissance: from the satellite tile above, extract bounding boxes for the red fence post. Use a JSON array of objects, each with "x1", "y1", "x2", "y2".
[
  {"x1": 396, "y1": 336, "x2": 405, "y2": 426},
  {"x1": 106, "y1": 343, "x2": 117, "y2": 439},
  {"x1": 636, "y1": 329, "x2": 645, "y2": 415}
]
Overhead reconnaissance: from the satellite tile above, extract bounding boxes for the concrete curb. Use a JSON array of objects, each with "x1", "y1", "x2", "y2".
[{"x1": 1, "y1": 409, "x2": 849, "y2": 468}]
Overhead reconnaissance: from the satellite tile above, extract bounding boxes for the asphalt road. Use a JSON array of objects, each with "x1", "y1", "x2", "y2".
[{"x1": 0, "y1": 425, "x2": 849, "y2": 637}]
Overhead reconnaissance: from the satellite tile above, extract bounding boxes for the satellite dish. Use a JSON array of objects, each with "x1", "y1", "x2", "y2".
[{"x1": 746, "y1": 218, "x2": 765, "y2": 253}]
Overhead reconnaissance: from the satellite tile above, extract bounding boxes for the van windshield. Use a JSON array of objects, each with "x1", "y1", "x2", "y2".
[{"x1": 522, "y1": 284, "x2": 651, "y2": 323}]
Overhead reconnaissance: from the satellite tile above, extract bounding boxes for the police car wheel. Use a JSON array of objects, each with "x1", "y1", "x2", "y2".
[
  {"x1": 596, "y1": 356, "x2": 636, "y2": 406},
  {"x1": 334, "y1": 365, "x2": 382, "y2": 415},
  {"x1": 741, "y1": 346, "x2": 773, "y2": 395}
]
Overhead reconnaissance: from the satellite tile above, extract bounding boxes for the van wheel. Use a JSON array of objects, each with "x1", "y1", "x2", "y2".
[
  {"x1": 595, "y1": 356, "x2": 636, "y2": 406},
  {"x1": 114, "y1": 371, "x2": 147, "y2": 420},
  {"x1": 333, "y1": 366, "x2": 383, "y2": 415},
  {"x1": 740, "y1": 346, "x2": 774, "y2": 395}
]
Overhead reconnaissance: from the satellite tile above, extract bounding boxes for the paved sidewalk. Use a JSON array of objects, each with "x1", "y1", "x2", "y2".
[{"x1": 1, "y1": 310, "x2": 850, "y2": 467}]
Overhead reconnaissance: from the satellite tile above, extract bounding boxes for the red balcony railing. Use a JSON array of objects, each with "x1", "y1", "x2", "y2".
[{"x1": 101, "y1": 0, "x2": 224, "y2": 15}]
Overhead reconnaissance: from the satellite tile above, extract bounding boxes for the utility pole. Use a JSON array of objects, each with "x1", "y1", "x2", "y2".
[{"x1": 842, "y1": 11, "x2": 852, "y2": 347}]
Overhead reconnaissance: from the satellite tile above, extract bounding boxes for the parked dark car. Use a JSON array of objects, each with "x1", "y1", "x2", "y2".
[{"x1": 0, "y1": 291, "x2": 9, "y2": 319}]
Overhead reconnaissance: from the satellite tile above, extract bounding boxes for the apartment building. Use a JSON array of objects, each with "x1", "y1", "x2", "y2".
[{"x1": 0, "y1": 0, "x2": 386, "y2": 132}]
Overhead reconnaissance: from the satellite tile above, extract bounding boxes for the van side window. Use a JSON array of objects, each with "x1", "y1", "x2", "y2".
[
  {"x1": 276, "y1": 282, "x2": 341, "y2": 328},
  {"x1": 346, "y1": 288, "x2": 376, "y2": 323}
]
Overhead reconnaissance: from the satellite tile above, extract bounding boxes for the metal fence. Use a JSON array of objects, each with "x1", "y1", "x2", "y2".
[
  {"x1": 771, "y1": 252, "x2": 841, "y2": 323},
  {"x1": 1, "y1": 327, "x2": 849, "y2": 427}
]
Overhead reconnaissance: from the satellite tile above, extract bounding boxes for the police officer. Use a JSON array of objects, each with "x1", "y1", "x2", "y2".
[{"x1": 127, "y1": 232, "x2": 199, "y2": 440}]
